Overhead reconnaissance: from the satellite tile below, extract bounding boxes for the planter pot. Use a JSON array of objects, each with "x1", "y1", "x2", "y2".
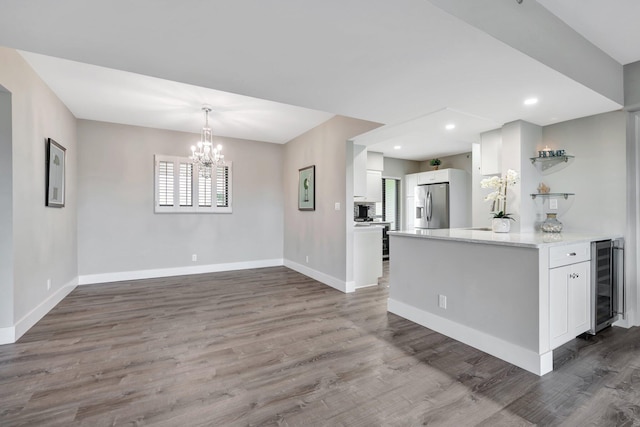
[{"x1": 492, "y1": 218, "x2": 511, "y2": 233}]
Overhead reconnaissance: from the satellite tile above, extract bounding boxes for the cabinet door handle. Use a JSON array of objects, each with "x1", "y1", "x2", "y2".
[
  {"x1": 569, "y1": 273, "x2": 579, "y2": 279},
  {"x1": 567, "y1": 252, "x2": 577, "y2": 256}
]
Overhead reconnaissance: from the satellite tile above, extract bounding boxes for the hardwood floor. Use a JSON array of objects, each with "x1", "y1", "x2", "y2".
[{"x1": 1, "y1": 264, "x2": 639, "y2": 426}]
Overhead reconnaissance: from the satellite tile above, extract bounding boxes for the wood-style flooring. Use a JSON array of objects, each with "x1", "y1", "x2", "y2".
[{"x1": 1, "y1": 264, "x2": 640, "y2": 426}]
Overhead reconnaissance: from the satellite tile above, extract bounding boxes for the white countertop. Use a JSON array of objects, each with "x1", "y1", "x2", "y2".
[
  {"x1": 353, "y1": 221, "x2": 390, "y2": 228},
  {"x1": 353, "y1": 223, "x2": 385, "y2": 232},
  {"x1": 388, "y1": 228, "x2": 621, "y2": 248}
]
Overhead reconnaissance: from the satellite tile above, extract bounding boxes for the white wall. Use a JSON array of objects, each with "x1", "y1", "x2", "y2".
[
  {"x1": 625, "y1": 61, "x2": 640, "y2": 111},
  {"x1": 419, "y1": 152, "x2": 472, "y2": 174},
  {"x1": 502, "y1": 120, "x2": 542, "y2": 232},
  {"x1": 541, "y1": 111, "x2": 626, "y2": 234},
  {"x1": 0, "y1": 88, "x2": 13, "y2": 329},
  {"x1": 383, "y1": 157, "x2": 420, "y2": 179},
  {"x1": 77, "y1": 120, "x2": 284, "y2": 279},
  {"x1": 283, "y1": 116, "x2": 380, "y2": 291},
  {"x1": 0, "y1": 47, "x2": 78, "y2": 339},
  {"x1": 626, "y1": 112, "x2": 640, "y2": 327}
]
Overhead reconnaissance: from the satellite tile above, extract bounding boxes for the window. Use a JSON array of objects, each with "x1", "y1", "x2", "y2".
[{"x1": 154, "y1": 155, "x2": 232, "y2": 213}]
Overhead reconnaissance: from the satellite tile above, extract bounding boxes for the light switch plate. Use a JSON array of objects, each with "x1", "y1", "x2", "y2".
[
  {"x1": 438, "y1": 294, "x2": 447, "y2": 309},
  {"x1": 335, "y1": 202, "x2": 340, "y2": 210}
]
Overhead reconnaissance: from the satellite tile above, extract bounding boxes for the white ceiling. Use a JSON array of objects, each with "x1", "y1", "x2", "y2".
[
  {"x1": 537, "y1": 0, "x2": 640, "y2": 65},
  {"x1": 0, "y1": 0, "x2": 636, "y2": 160},
  {"x1": 18, "y1": 52, "x2": 335, "y2": 144}
]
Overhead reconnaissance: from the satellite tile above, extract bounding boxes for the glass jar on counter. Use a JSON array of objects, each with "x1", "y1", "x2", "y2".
[{"x1": 541, "y1": 213, "x2": 563, "y2": 233}]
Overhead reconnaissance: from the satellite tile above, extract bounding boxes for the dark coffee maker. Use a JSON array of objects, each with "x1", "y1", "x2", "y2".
[{"x1": 356, "y1": 205, "x2": 369, "y2": 220}]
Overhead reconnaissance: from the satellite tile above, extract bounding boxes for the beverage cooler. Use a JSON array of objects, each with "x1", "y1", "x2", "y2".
[{"x1": 589, "y1": 239, "x2": 624, "y2": 334}]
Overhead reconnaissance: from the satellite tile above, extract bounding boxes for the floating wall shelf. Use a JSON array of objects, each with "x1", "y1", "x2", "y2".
[
  {"x1": 530, "y1": 192, "x2": 575, "y2": 200},
  {"x1": 529, "y1": 155, "x2": 574, "y2": 174}
]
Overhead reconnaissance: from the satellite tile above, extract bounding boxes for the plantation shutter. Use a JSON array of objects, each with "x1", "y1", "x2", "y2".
[
  {"x1": 216, "y1": 165, "x2": 229, "y2": 207},
  {"x1": 198, "y1": 169, "x2": 212, "y2": 207},
  {"x1": 179, "y1": 163, "x2": 193, "y2": 206},
  {"x1": 158, "y1": 161, "x2": 174, "y2": 206}
]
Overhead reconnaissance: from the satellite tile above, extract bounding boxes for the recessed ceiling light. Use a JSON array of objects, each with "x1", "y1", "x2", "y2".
[
  {"x1": 393, "y1": 145, "x2": 402, "y2": 150},
  {"x1": 445, "y1": 123, "x2": 456, "y2": 130},
  {"x1": 524, "y1": 97, "x2": 538, "y2": 105}
]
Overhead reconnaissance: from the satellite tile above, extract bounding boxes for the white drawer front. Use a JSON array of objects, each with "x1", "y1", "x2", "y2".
[{"x1": 549, "y1": 242, "x2": 590, "y2": 268}]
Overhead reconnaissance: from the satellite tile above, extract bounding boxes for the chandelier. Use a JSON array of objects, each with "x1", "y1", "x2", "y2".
[{"x1": 190, "y1": 105, "x2": 224, "y2": 179}]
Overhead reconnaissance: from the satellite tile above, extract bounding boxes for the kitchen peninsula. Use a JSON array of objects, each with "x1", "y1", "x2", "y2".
[{"x1": 387, "y1": 228, "x2": 621, "y2": 375}]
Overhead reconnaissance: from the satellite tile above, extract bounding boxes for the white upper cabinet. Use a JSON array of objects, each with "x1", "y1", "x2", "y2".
[
  {"x1": 416, "y1": 169, "x2": 450, "y2": 185},
  {"x1": 367, "y1": 151, "x2": 384, "y2": 171},
  {"x1": 404, "y1": 173, "x2": 418, "y2": 197},
  {"x1": 353, "y1": 144, "x2": 367, "y2": 197},
  {"x1": 366, "y1": 170, "x2": 382, "y2": 202},
  {"x1": 480, "y1": 128, "x2": 502, "y2": 176},
  {"x1": 354, "y1": 147, "x2": 383, "y2": 202}
]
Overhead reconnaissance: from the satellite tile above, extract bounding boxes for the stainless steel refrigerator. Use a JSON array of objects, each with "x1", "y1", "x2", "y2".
[{"x1": 414, "y1": 183, "x2": 449, "y2": 229}]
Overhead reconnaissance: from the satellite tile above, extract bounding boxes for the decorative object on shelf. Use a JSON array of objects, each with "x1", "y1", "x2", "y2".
[
  {"x1": 429, "y1": 158, "x2": 441, "y2": 170},
  {"x1": 480, "y1": 169, "x2": 519, "y2": 233},
  {"x1": 541, "y1": 213, "x2": 563, "y2": 233},
  {"x1": 46, "y1": 138, "x2": 66, "y2": 208},
  {"x1": 190, "y1": 105, "x2": 224, "y2": 179},
  {"x1": 537, "y1": 146, "x2": 565, "y2": 158},
  {"x1": 298, "y1": 165, "x2": 315, "y2": 211},
  {"x1": 537, "y1": 182, "x2": 550, "y2": 194}
]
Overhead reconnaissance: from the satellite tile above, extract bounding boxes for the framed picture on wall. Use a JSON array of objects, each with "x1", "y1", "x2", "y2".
[
  {"x1": 46, "y1": 138, "x2": 66, "y2": 208},
  {"x1": 298, "y1": 165, "x2": 315, "y2": 211}
]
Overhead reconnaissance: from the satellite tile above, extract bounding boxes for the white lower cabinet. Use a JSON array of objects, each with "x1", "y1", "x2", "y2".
[
  {"x1": 353, "y1": 227, "x2": 383, "y2": 288},
  {"x1": 549, "y1": 260, "x2": 590, "y2": 349}
]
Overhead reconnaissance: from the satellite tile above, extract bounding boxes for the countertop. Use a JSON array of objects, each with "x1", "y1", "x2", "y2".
[
  {"x1": 353, "y1": 224, "x2": 385, "y2": 232},
  {"x1": 388, "y1": 228, "x2": 621, "y2": 248},
  {"x1": 353, "y1": 221, "x2": 390, "y2": 228}
]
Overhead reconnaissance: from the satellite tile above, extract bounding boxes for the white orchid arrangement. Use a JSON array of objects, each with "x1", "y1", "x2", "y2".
[{"x1": 480, "y1": 169, "x2": 519, "y2": 220}]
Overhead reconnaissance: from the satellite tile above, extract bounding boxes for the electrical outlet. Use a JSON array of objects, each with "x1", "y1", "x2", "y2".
[
  {"x1": 438, "y1": 294, "x2": 447, "y2": 309},
  {"x1": 306, "y1": 255, "x2": 309, "y2": 263},
  {"x1": 47, "y1": 279, "x2": 51, "y2": 291},
  {"x1": 549, "y1": 198, "x2": 558, "y2": 210},
  {"x1": 192, "y1": 254, "x2": 197, "y2": 262},
  {"x1": 335, "y1": 202, "x2": 340, "y2": 210}
]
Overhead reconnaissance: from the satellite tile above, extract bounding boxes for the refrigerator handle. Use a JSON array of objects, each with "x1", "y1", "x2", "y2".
[{"x1": 426, "y1": 191, "x2": 432, "y2": 222}]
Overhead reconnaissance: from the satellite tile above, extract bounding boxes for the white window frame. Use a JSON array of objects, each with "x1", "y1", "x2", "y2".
[{"x1": 154, "y1": 155, "x2": 232, "y2": 214}]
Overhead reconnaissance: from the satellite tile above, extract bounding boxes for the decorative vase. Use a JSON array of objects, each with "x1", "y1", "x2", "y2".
[
  {"x1": 491, "y1": 218, "x2": 511, "y2": 233},
  {"x1": 541, "y1": 213, "x2": 563, "y2": 233},
  {"x1": 433, "y1": 165, "x2": 439, "y2": 170}
]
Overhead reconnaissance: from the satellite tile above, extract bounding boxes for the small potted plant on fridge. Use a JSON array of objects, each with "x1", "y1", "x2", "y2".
[{"x1": 429, "y1": 158, "x2": 441, "y2": 170}]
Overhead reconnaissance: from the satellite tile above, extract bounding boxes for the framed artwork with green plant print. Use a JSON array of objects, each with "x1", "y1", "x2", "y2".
[{"x1": 298, "y1": 165, "x2": 315, "y2": 211}]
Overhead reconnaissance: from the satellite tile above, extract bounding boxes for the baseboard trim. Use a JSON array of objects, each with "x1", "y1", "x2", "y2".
[
  {"x1": 354, "y1": 282, "x2": 378, "y2": 290},
  {"x1": 78, "y1": 258, "x2": 284, "y2": 285},
  {"x1": 345, "y1": 281, "x2": 356, "y2": 293},
  {"x1": 283, "y1": 259, "x2": 351, "y2": 293},
  {"x1": 387, "y1": 298, "x2": 552, "y2": 376},
  {"x1": 1, "y1": 277, "x2": 79, "y2": 345},
  {"x1": 0, "y1": 327, "x2": 15, "y2": 345}
]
